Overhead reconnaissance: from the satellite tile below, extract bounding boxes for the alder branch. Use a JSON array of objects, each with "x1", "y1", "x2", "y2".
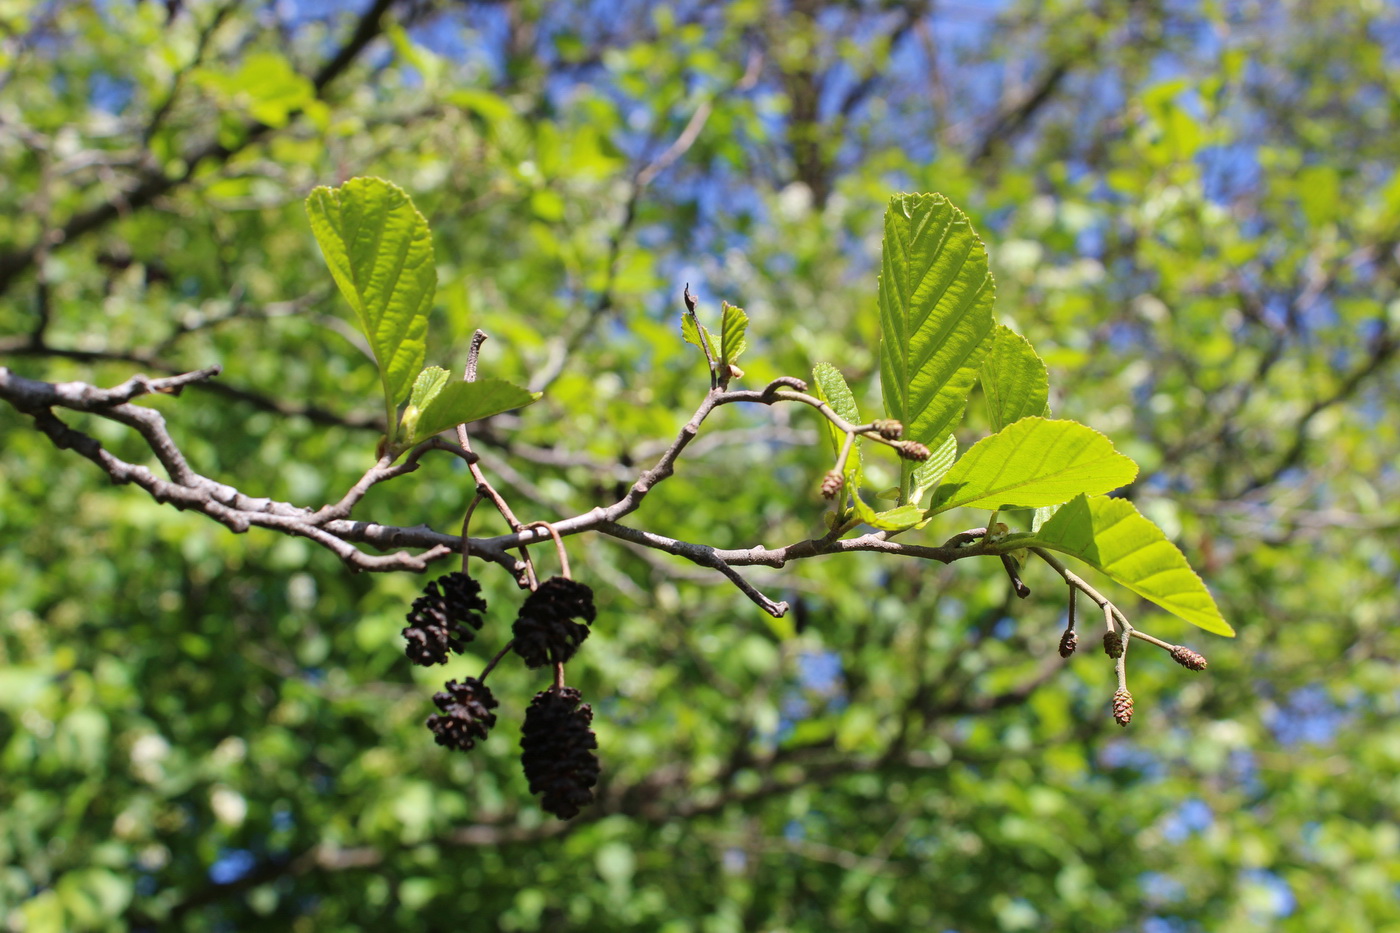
[{"x1": 1, "y1": 363, "x2": 1021, "y2": 615}]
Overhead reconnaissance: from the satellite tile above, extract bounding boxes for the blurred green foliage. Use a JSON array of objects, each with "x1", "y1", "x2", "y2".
[{"x1": 2, "y1": 1, "x2": 1398, "y2": 931}]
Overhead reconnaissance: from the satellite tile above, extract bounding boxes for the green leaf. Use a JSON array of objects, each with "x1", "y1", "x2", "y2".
[
  {"x1": 909, "y1": 433, "x2": 958, "y2": 507},
  {"x1": 878, "y1": 193, "x2": 996, "y2": 491},
  {"x1": 870, "y1": 503, "x2": 924, "y2": 529},
  {"x1": 981, "y1": 325, "x2": 1049, "y2": 431},
  {"x1": 306, "y1": 177, "x2": 434, "y2": 436},
  {"x1": 811, "y1": 362, "x2": 860, "y2": 459},
  {"x1": 409, "y1": 366, "x2": 451, "y2": 411},
  {"x1": 405, "y1": 379, "x2": 540, "y2": 445},
  {"x1": 681, "y1": 312, "x2": 715, "y2": 359},
  {"x1": 1032, "y1": 503, "x2": 1061, "y2": 533},
  {"x1": 930, "y1": 417, "x2": 1138, "y2": 513},
  {"x1": 1029, "y1": 494, "x2": 1234, "y2": 636},
  {"x1": 720, "y1": 301, "x2": 749, "y2": 369},
  {"x1": 196, "y1": 51, "x2": 314, "y2": 129},
  {"x1": 847, "y1": 462, "x2": 923, "y2": 530},
  {"x1": 399, "y1": 366, "x2": 453, "y2": 442}
]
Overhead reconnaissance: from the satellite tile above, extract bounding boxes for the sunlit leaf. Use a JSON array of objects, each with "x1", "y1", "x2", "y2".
[
  {"x1": 812, "y1": 361, "x2": 860, "y2": 460},
  {"x1": 1029, "y1": 494, "x2": 1234, "y2": 636},
  {"x1": 681, "y1": 312, "x2": 715, "y2": 362},
  {"x1": 930, "y1": 417, "x2": 1137, "y2": 513},
  {"x1": 909, "y1": 433, "x2": 958, "y2": 508},
  {"x1": 720, "y1": 301, "x2": 749, "y2": 369},
  {"x1": 306, "y1": 177, "x2": 434, "y2": 435},
  {"x1": 407, "y1": 379, "x2": 540, "y2": 444},
  {"x1": 878, "y1": 193, "x2": 996, "y2": 492},
  {"x1": 980, "y1": 325, "x2": 1049, "y2": 431},
  {"x1": 409, "y1": 366, "x2": 451, "y2": 411}
]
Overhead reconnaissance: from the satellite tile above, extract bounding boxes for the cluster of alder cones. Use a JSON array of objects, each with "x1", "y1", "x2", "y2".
[
  {"x1": 402, "y1": 571, "x2": 600, "y2": 820},
  {"x1": 1058, "y1": 626, "x2": 1207, "y2": 726}
]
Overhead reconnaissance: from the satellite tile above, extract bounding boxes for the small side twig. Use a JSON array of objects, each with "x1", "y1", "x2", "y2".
[
  {"x1": 479, "y1": 640, "x2": 514, "y2": 683},
  {"x1": 455, "y1": 341, "x2": 536, "y2": 586},
  {"x1": 1000, "y1": 553, "x2": 1031, "y2": 598},
  {"x1": 521, "y1": 520, "x2": 571, "y2": 580},
  {"x1": 683, "y1": 284, "x2": 719, "y2": 387},
  {"x1": 460, "y1": 492, "x2": 483, "y2": 576}
]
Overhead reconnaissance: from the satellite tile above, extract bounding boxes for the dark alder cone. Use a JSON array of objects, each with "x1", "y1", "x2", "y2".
[
  {"x1": 1170, "y1": 645, "x2": 1208, "y2": 671},
  {"x1": 1113, "y1": 688, "x2": 1134, "y2": 727},
  {"x1": 820, "y1": 470, "x2": 845, "y2": 499},
  {"x1": 426, "y1": 678, "x2": 498, "y2": 751},
  {"x1": 520, "y1": 686, "x2": 600, "y2": 819},
  {"x1": 1102, "y1": 630, "x2": 1124, "y2": 659},
  {"x1": 896, "y1": 440, "x2": 931, "y2": 462},
  {"x1": 871, "y1": 418, "x2": 903, "y2": 440},
  {"x1": 402, "y1": 572, "x2": 487, "y2": 666},
  {"x1": 512, "y1": 577, "x2": 596, "y2": 668},
  {"x1": 1058, "y1": 629, "x2": 1078, "y2": 658}
]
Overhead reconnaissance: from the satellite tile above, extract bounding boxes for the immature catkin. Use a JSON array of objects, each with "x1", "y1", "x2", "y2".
[
  {"x1": 871, "y1": 419, "x2": 903, "y2": 440},
  {"x1": 1169, "y1": 645, "x2": 1208, "y2": 670},
  {"x1": 896, "y1": 441, "x2": 931, "y2": 462},
  {"x1": 1102, "y1": 630, "x2": 1124, "y2": 659},
  {"x1": 820, "y1": 470, "x2": 845, "y2": 499},
  {"x1": 1113, "y1": 689, "x2": 1134, "y2": 727}
]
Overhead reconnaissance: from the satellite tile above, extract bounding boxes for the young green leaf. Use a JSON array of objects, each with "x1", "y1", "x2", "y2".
[
  {"x1": 929, "y1": 417, "x2": 1138, "y2": 513},
  {"x1": 845, "y1": 455, "x2": 923, "y2": 531},
  {"x1": 720, "y1": 301, "x2": 749, "y2": 370},
  {"x1": 399, "y1": 366, "x2": 453, "y2": 442},
  {"x1": 1032, "y1": 503, "x2": 1061, "y2": 533},
  {"x1": 811, "y1": 362, "x2": 860, "y2": 460},
  {"x1": 681, "y1": 313, "x2": 716, "y2": 359},
  {"x1": 1029, "y1": 494, "x2": 1234, "y2": 636},
  {"x1": 409, "y1": 366, "x2": 452, "y2": 411},
  {"x1": 878, "y1": 193, "x2": 996, "y2": 491},
  {"x1": 306, "y1": 177, "x2": 434, "y2": 437},
  {"x1": 908, "y1": 433, "x2": 958, "y2": 507},
  {"x1": 405, "y1": 379, "x2": 540, "y2": 446},
  {"x1": 981, "y1": 325, "x2": 1049, "y2": 431},
  {"x1": 869, "y1": 503, "x2": 924, "y2": 530}
]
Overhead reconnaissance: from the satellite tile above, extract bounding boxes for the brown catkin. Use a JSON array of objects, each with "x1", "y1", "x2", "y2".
[
  {"x1": 426, "y1": 678, "x2": 498, "y2": 751},
  {"x1": 1102, "y1": 630, "x2": 1124, "y2": 659},
  {"x1": 402, "y1": 573, "x2": 487, "y2": 666},
  {"x1": 1170, "y1": 645, "x2": 1208, "y2": 671},
  {"x1": 1058, "y1": 629, "x2": 1078, "y2": 658},
  {"x1": 820, "y1": 470, "x2": 845, "y2": 499},
  {"x1": 896, "y1": 441, "x2": 931, "y2": 462},
  {"x1": 1113, "y1": 689, "x2": 1134, "y2": 726},
  {"x1": 871, "y1": 419, "x2": 903, "y2": 440},
  {"x1": 512, "y1": 577, "x2": 596, "y2": 669},
  {"x1": 520, "y1": 686, "x2": 601, "y2": 820}
]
